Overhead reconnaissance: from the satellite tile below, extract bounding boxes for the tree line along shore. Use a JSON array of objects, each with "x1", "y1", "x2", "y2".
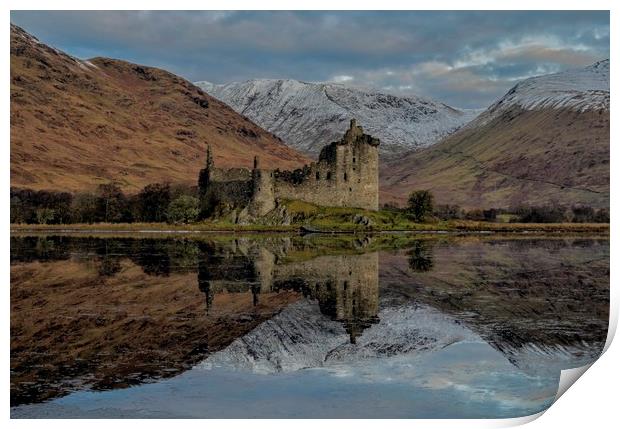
[{"x1": 10, "y1": 184, "x2": 609, "y2": 233}]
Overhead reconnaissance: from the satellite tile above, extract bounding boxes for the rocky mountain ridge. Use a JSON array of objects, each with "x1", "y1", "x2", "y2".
[{"x1": 196, "y1": 79, "x2": 480, "y2": 157}]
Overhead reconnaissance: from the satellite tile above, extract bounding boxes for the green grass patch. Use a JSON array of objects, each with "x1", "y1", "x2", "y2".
[
  {"x1": 11, "y1": 200, "x2": 609, "y2": 236},
  {"x1": 279, "y1": 199, "x2": 447, "y2": 231}
]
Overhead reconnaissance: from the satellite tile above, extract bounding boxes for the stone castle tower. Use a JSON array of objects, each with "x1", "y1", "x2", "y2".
[{"x1": 198, "y1": 119, "x2": 380, "y2": 217}]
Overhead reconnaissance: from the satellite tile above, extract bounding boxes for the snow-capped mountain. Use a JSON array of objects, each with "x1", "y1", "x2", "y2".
[
  {"x1": 484, "y1": 59, "x2": 609, "y2": 119},
  {"x1": 381, "y1": 59, "x2": 610, "y2": 209},
  {"x1": 195, "y1": 79, "x2": 481, "y2": 156}
]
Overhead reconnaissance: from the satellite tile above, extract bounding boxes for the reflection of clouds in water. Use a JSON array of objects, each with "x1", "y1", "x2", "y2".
[
  {"x1": 417, "y1": 367, "x2": 555, "y2": 412},
  {"x1": 312, "y1": 341, "x2": 557, "y2": 413},
  {"x1": 200, "y1": 299, "x2": 560, "y2": 415},
  {"x1": 11, "y1": 341, "x2": 557, "y2": 419}
]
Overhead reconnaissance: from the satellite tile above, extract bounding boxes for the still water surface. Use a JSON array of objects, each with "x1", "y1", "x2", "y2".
[{"x1": 10, "y1": 234, "x2": 609, "y2": 418}]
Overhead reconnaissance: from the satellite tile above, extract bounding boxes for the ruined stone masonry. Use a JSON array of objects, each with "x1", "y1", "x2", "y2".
[
  {"x1": 198, "y1": 119, "x2": 380, "y2": 218},
  {"x1": 197, "y1": 238, "x2": 380, "y2": 344}
]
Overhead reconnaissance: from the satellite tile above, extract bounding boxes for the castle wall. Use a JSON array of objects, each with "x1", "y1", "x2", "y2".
[
  {"x1": 204, "y1": 181, "x2": 252, "y2": 207},
  {"x1": 203, "y1": 167, "x2": 253, "y2": 208},
  {"x1": 199, "y1": 119, "x2": 380, "y2": 215},
  {"x1": 273, "y1": 137, "x2": 379, "y2": 210}
]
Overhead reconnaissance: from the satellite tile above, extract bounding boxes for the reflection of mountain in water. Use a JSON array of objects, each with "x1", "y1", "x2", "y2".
[
  {"x1": 197, "y1": 240, "x2": 380, "y2": 343},
  {"x1": 10, "y1": 235, "x2": 383, "y2": 405},
  {"x1": 10, "y1": 235, "x2": 609, "y2": 406},
  {"x1": 195, "y1": 237, "x2": 608, "y2": 378},
  {"x1": 201, "y1": 300, "x2": 482, "y2": 374},
  {"x1": 381, "y1": 238, "x2": 609, "y2": 376}
]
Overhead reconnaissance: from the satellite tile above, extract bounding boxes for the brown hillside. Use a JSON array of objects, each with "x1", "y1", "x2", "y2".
[
  {"x1": 11, "y1": 258, "x2": 300, "y2": 405},
  {"x1": 10, "y1": 24, "x2": 310, "y2": 193},
  {"x1": 381, "y1": 106, "x2": 609, "y2": 209}
]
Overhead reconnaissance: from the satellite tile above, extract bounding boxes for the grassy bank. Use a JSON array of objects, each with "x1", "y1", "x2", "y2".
[
  {"x1": 278, "y1": 200, "x2": 609, "y2": 233},
  {"x1": 9, "y1": 199, "x2": 609, "y2": 234},
  {"x1": 10, "y1": 222, "x2": 298, "y2": 233},
  {"x1": 11, "y1": 220, "x2": 609, "y2": 234}
]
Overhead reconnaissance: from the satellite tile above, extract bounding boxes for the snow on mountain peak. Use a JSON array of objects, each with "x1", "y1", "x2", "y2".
[
  {"x1": 195, "y1": 78, "x2": 480, "y2": 156},
  {"x1": 194, "y1": 80, "x2": 216, "y2": 93},
  {"x1": 487, "y1": 59, "x2": 609, "y2": 114},
  {"x1": 195, "y1": 61, "x2": 608, "y2": 155}
]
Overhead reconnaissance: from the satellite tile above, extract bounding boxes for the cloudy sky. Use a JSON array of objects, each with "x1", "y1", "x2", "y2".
[{"x1": 10, "y1": 11, "x2": 609, "y2": 108}]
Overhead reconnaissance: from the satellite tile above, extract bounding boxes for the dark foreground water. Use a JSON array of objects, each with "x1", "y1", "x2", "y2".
[{"x1": 10, "y1": 234, "x2": 609, "y2": 418}]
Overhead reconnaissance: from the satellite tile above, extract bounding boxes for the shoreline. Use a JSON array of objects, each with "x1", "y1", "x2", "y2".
[{"x1": 10, "y1": 222, "x2": 610, "y2": 235}]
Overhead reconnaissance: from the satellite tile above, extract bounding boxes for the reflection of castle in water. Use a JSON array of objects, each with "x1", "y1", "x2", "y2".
[{"x1": 197, "y1": 240, "x2": 379, "y2": 343}]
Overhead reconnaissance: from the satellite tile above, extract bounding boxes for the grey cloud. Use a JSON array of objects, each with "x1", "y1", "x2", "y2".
[{"x1": 10, "y1": 11, "x2": 609, "y2": 108}]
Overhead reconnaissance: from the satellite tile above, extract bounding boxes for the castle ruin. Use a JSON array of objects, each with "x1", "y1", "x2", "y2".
[
  {"x1": 197, "y1": 238, "x2": 380, "y2": 344},
  {"x1": 198, "y1": 119, "x2": 380, "y2": 218}
]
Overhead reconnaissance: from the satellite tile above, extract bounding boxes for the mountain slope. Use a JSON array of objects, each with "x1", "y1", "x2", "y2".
[
  {"x1": 200, "y1": 300, "x2": 481, "y2": 374},
  {"x1": 195, "y1": 79, "x2": 480, "y2": 157},
  {"x1": 10, "y1": 25, "x2": 309, "y2": 193},
  {"x1": 381, "y1": 60, "x2": 610, "y2": 209}
]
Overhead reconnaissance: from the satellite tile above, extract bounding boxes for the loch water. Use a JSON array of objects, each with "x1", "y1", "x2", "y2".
[{"x1": 10, "y1": 233, "x2": 609, "y2": 418}]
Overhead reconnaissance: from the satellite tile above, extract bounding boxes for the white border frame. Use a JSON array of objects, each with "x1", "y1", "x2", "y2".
[{"x1": 3, "y1": 2, "x2": 616, "y2": 428}]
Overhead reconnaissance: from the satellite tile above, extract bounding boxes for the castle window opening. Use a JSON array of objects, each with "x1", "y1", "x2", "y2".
[
  {"x1": 316, "y1": 171, "x2": 320, "y2": 180},
  {"x1": 344, "y1": 172, "x2": 348, "y2": 181},
  {"x1": 326, "y1": 171, "x2": 332, "y2": 180}
]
